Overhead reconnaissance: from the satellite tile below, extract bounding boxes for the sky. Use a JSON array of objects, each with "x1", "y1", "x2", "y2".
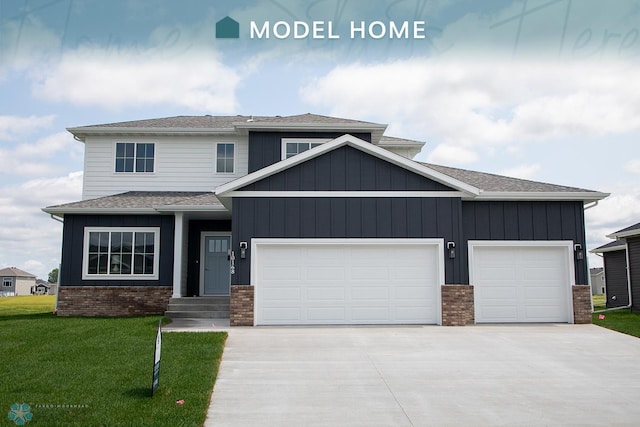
[{"x1": 1, "y1": 0, "x2": 639, "y2": 280}]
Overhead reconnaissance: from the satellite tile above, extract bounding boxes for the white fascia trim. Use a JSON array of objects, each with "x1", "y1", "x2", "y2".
[
  {"x1": 225, "y1": 191, "x2": 465, "y2": 198},
  {"x1": 590, "y1": 244, "x2": 627, "y2": 254},
  {"x1": 607, "y1": 229, "x2": 640, "y2": 239},
  {"x1": 215, "y1": 134, "x2": 480, "y2": 197},
  {"x1": 153, "y1": 205, "x2": 229, "y2": 212},
  {"x1": 474, "y1": 191, "x2": 610, "y2": 201},
  {"x1": 42, "y1": 207, "x2": 158, "y2": 215}
]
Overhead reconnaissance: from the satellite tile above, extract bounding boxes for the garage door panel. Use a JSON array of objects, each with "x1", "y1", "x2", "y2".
[
  {"x1": 255, "y1": 241, "x2": 440, "y2": 325},
  {"x1": 307, "y1": 307, "x2": 346, "y2": 321},
  {"x1": 472, "y1": 244, "x2": 572, "y2": 323},
  {"x1": 307, "y1": 287, "x2": 345, "y2": 301}
]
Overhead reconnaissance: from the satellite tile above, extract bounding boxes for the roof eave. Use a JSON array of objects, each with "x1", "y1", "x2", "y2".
[
  {"x1": 233, "y1": 121, "x2": 387, "y2": 143},
  {"x1": 590, "y1": 244, "x2": 627, "y2": 254},
  {"x1": 153, "y1": 205, "x2": 228, "y2": 212},
  {"x1": 472, "y1": 191, "x2": 610, "y2": 202},
  {"x1": 607, "y1": 229, "x2": 640, "y2": 239},
  {"x1": 67, "y1": 126, "x2": 237, "y2": 139},
  {"x1": 42, "y1": 207, "x2": 159, "y2": 216}
]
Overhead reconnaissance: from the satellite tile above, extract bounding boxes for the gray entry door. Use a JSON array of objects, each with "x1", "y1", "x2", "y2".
[{"x1": 202, "y1": 235, "x2": 231, "y2": 295}]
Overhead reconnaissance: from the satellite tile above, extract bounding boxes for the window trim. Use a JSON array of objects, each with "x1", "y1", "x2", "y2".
[
  {"x1": 113, "y1": 142, "x2": 156, "y2": 174},
  {"x1": 2, "y1": 278, "x2": 13, "y2": 288},
  {"x1": 82, "y1": 227, "x2": 160, "y2": 280},
  {"x1": 214, "y1": 142, "x2": 236, "y2": 174},
  {"x1": 281, "y1": 138, "x2": 331, "y2": 160}
]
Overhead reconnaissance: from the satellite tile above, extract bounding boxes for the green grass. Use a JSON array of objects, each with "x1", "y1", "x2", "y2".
[
  {"x1": 0, "y1": 296, "x2": 227, "y2": 426},
  {"x1": 0, "y1": 295, "x2": 56, "y2": 316},
  {"x1": 593, "y1": 309, "x2": 640, "y2": 338}
]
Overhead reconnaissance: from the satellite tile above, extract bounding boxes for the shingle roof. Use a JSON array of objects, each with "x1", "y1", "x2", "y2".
[
  {"x1": 0, "y1": 267, "x2": 36, "y2": 278},
  {"x1": 45, "y1": 191, "x2": 223, "y2": 211},
  {"x1": 613, "y1": 222, "x2": 640, "y2": 235},
  {"x1": 72, "y1": 113, "x2": 383, "y2": 130},
  {"x1": 591, "y1": 240, "x2": 627, "y2": 253},
  {"x1": 422, "y1": 163, "x2": 592, "y2": 193}
]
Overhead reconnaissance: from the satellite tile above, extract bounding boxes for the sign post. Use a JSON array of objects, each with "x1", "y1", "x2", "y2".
[{"x1": 151, "y1": 319, "x2": 162, "y2": 396}]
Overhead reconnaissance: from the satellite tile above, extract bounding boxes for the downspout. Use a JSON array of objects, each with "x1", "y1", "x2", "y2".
[
  {"x1": 49, "y1": 214, "x2": 64, "y2": 313},
  {"x1": 593, "y1": 242, "x2": 632, "y2": 313}
]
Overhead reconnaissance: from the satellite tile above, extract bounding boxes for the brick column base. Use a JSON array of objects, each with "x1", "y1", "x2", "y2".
[
  {"x1": 56, "y1": 286, "x2": 172, "y2": 316},
  {"x1": 230, "y1": 285, "x2": 254, "y2": 326},
  {"x1": 572, "y1": 285, "x2": 592, "y2": 324},
  {"x1": 441, "y1": 285, "x2": 474, "y2": 326}
]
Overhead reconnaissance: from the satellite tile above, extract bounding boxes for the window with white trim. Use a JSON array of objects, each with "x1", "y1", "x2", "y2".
[
  {"x1": 216, "y1": 143, "x2": 235, "y2": 173},
  {"x1": 281, "y1": 138, "x2": 331, "y2": 159},
  {"x1": 83, "y1": 228, "x2": 160, "y2": 279},
  {"x1": 115, "y1": 143, "x2": 155, "y2": 173},
  {"x1": 2, "y1": 278, "x2": 12, "y2": 287}
]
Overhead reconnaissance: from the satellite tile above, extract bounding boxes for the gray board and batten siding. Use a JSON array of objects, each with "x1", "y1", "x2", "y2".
[
  {"x1": 461, "y1": 201, "x2": 588, "y2": 285},
  {"x1": 59, "y1": 215, "x2": 174, "y2": 286},
  {"x1": 248, "y1": 131, "x2": 372, "y2": 172},
  {"x1": 232, "y1": 145, "x2": 589, "y2": 287},
  {"x1": 603, "y1": 249, "x2": 629, "y2": 308}
]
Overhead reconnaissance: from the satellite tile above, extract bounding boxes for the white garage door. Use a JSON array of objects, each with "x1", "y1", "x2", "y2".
[
  {"x1": 470, "y1": 242, "x2": 574, "y2": 323},
  {"x1": 253, "y1": 239, "x2": 442, "y2": 325}
]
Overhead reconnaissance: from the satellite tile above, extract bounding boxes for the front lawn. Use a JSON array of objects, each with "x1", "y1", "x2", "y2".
[
  {"x1": 0, "y1": 296, "x2": 226, "y2": 426},
  {"x1": 592, "y1": 309, "x2": 640, "y2": 338}
]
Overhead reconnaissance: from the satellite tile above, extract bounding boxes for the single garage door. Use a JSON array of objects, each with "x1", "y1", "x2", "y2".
[
  {"x1": 253, "y1": 239, "x2": 443, "y2": 325},
  {"x1": 469, "y1": 242, "x2": 574, "y2": 323}
]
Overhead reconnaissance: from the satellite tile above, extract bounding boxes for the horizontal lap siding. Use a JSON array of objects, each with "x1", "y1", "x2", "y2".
[
  {"x1": 603, "y1": 250, "x2": 629, "y2": 308},
  {"x1": 60, "y1": 215, "x2": 174, "y2": 286},
  {"x1": 461, "y1": 201, "x2": 587, "y2": 285},
  {"x1": 248, "y1": 131, "x2": 372, "y2": 173},
  {"x1": 243, "y1": 146, "x2": 453, "y2": 191},
  {"x1": 232, "y1": 197, "x2": 462, "y2": 285},
  {"x1": 629, "y1": 237, "x2": 640, "y2": 312},
  {"x1": 82, "y1": 135, "x2": 248, "y2": 199}
]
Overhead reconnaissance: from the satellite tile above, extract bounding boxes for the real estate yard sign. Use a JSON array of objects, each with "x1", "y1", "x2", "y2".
[{"x1": 151, "y1": 320, "x2": 162, "y2": 396}]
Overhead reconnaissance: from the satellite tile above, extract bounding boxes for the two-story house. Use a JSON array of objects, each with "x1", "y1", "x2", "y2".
[{"x1": 44, "y1": 114, "x2": 607, "y2": 326}]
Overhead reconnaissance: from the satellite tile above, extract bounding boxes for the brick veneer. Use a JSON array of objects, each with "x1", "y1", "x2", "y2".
[
  {"x1": 56, "y1": 286, "x2": 172, "y2": 316},
  {"x1": 572, "y1": 285, "x2": 592, "y2": 324},
  {"x1": 230, "y1": 285, "x2": 254, "y2": 326},
  {"x1": 441, "y1": 285, "x2": 475, "y2": 326}
]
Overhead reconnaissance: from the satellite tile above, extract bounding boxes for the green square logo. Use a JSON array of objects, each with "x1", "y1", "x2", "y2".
[{"x1": 216, "y1": 16, "x2": 239, "y2": 39}]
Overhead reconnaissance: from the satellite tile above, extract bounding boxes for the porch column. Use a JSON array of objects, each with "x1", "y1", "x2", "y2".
[{"x1": 172, "y1": 212, "x2": 184, "y2": 298}]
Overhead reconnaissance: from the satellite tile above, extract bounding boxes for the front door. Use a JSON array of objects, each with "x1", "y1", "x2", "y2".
[{"x1": 201, "y1": 234, "x2": 231, "y2": 295}]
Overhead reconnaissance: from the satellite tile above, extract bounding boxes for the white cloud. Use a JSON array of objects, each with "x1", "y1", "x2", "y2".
[
  {"x1": 32, "y1": 47, "x2": 242, "y2": 112},
  {"x1": 0, "y1": 131, "x2": 80, "y2": 177},
  {"x1": 301, "y1": 59, "x2": 640, "y2": 156},
  {"x1": 498, "y1": 164, "x2": 541, "y2": 180},
  {"x1": 0, "y1": 115, "x2": 55, "y2": 140},
  {"x1": 426, "y1": 144, "x2": 478, "y2": 165},
  {"x1": 625, "y1": 159, "x2": 640, "y2": 174},
  {"x1": 0, "y1": 172, "x2": 82, "y2": 279}
]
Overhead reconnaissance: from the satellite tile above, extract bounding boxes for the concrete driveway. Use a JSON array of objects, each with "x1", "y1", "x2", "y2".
[{"x1": 206, "y1": 325, "x2": 640, "y2": 426}]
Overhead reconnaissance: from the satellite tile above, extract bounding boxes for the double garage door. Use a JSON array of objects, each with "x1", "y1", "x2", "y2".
[
  {"x1": 252, "y1": 239, "x2": 575, "y2": 325},
  {"x1": 253, "y1": 239, "x2": 443, "y2": 325}
]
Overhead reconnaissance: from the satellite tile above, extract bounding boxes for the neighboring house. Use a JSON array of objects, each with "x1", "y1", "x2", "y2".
[
  {"x1": 592, "y1": 222, "x2": 640, "y2": 312},
  {"x1": 32, "y1": 279, "x2": 51, "y2": 295},
  {"x1": 589, "y1": 268, "x2": 605, "y2": 295},
  {"x1": 43, "y1": 114, "x2": 608, "y2": 325},
  {"x1": 0, "y1": 267, "x2": 37, "y2": 296}
]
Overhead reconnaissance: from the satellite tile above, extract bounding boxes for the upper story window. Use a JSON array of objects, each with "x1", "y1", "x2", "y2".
[
  {"x1": 115, "y1": 142, "x2": 155, "y2": 173},
  {"x1": 83, "y1": 227, "x2": 160, "y2": 280},
  {"x1": 282, "y1": 138, "x2": 331, "y2": 159},
  {"x1": 216, "y1": 143, "x2": 235, "y2": 173}
]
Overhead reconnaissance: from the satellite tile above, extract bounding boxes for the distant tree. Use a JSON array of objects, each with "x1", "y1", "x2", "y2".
[{"x1": 48, "y1": 268, "x2": 59, "y2": 283}]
